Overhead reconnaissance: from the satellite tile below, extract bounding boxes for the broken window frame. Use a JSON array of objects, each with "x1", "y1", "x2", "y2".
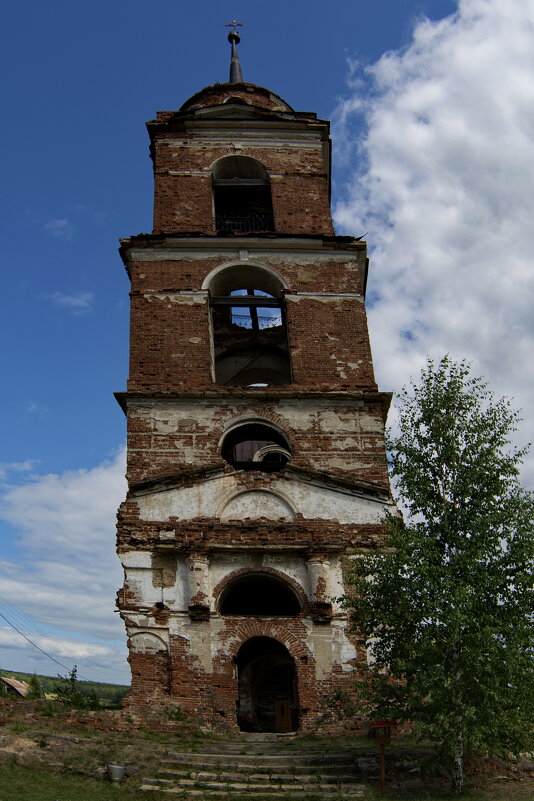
[
  {"x1": 220, "y1": 420, "x2": 291, "y2": 472},
  {"x1": 207, "y1": 264, "x2": 292, "y2": 387}
]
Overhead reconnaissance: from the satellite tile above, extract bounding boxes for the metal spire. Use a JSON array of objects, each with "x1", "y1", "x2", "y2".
[{"x1": 225, "y1": 20, "x2": 244, "y2": 83}]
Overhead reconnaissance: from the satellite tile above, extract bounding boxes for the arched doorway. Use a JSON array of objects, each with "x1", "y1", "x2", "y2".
[{"x1": 235, "y1": 637, "x2": 298, "y2": 733}]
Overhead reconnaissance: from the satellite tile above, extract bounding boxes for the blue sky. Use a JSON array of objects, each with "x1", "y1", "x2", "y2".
[
  {"x1": 2, "y1": 0, "x2": 533, "y2": 684},
  {"x1": 1, "y1": 0, "x2": 455, "y2": 478}
]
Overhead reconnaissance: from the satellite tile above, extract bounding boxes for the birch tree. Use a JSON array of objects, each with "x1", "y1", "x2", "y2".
[{"x1": 347, "y1": 357, "x2": 534, "y2": 793}]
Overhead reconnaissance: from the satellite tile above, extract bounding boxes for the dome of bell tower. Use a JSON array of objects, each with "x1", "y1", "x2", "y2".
[{"x1": 180, "y1": 82, "x2": 294, "y2": 113}]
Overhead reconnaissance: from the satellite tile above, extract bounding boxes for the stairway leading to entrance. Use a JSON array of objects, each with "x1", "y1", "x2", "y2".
[{"x1": 140, "y1": 736, "x2": 367, "y2": 797}]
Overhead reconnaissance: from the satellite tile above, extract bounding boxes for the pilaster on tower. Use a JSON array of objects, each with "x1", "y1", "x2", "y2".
[{"x1": 115, "y1": 30, "x2": 396, "y2": 732}]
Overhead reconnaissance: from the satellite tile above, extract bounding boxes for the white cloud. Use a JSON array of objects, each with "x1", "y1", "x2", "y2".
[
  {"x1": 333, "y1": 0, "x2": 534, "y2": 488},
  {"x1": 43, "y1": 217, "x2": 75, "y2": 240},
  {"x1": 47, "y1": 291, "x2": 94, "y2": 314},
  {"x1": 1, "y1": 451, "x2": 126, "y2": 557},
  {"x1": 0, "y1": 449, "x2": 129, "y2": 682},
  {"x1": 0, "y1": 460, "x2": 39, "y2": 480},
  {"x1": 0, "y1": 627, "x2": 115, "y2": 661},
  {"x1": 25, "y1": 401, "x2": 49, "y2": 416}
]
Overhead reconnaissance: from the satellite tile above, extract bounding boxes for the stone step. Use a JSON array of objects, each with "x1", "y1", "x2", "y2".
[
  {"x1": 165, "y1": 751, "x2": 355, "y2": 766},
  {"x1": 158, "y1": 768, "x2": 361, "y2": 783},
  {"x1": 141, "y1": 789, "x2": 365, "y2": 799},
  {"x1": 160, "y1": 761, "x2": 356, "y2": 775},
  {"x1": 140, "y1": 741, "x2": 371, "y2": 796},
  {"x1": 164, "y1": 752, "x2": 356, "y2": 757},
  {"x1": 182, "y1": 742, "x2": 299, "y2": 753},
  {"x1": 147, "y1": 778, "x2": 365, "y2": 789},
  {"x1": 140, "y1": 780, "x2": 365, "y2": 797},
  {"x1": 164, "y1": 737, "x2": 352, "y2": 747}
]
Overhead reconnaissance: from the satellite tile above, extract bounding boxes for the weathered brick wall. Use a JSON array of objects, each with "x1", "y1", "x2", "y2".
[
  {"x1": 152, "y1": 152, "x2": 333, "y2": 236},
  {"x1": 123, "y1": 398, "x2": 389, "y2": 486},
  {"x1": 148, "y1": 82, "x2": 333, "y2": 236},
  {"x1": 124, "y1": 247, "x2": 375, "y2": 394},
  {"x1": 116, "y1": 507, "x2": 388, "y2": 553},
  {"x1": 122, "y1": 616, "x2": 367, "y2": 733},
  {"x1": 286, "y1": 297, "x2": 376, "y2": 388},
  {"x1": 126, "y1": 250, "x2": 366, "y2": 295}
]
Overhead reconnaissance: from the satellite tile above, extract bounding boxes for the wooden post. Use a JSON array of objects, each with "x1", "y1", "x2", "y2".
[{"x1": 379, "y1": 742, "x2": 386, "y2": 792}]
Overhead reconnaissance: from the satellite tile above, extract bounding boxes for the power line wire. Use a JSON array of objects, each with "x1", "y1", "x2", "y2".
[
  {"x1": 0, "y1": 609, "x2": 87, "y2": 678},
  {"x1": 0, "y1": 596, "x2": 46, "y2": 639},
  {"x1": 0, "y1": 600, "x2": 127, "y2": 682}
]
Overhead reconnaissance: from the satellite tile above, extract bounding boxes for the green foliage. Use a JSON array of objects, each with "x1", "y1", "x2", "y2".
[
  {"x1": 316, "y1": 689, "x2": 363, "y2": 727},
  {"x1": 345, "y1": 357, "x2": 534, "y2": 791},
  {"x1": 40, "y1": 700, "x2": 68, "y2": 717},
  {"x1": 162, "y1": 703, "x2": 192, "y2": 723},
  {"x1": 53, "y1": 666, "x2": 101, "y2": 710},
  {"x1": 26, "y1": 673, "x2": 44, "y2": 700}
]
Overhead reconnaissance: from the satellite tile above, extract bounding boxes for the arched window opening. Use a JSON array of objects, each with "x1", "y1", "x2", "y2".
[
  {"x1": 223, "y1": 96, "x2": 250, "y2": 105},
  {"x1": 220, "y1": 574, "x2": 301, "y2": 616},
  {"x1": 213, "y1": 156, "x2": 274, "y2": 233},
  {"x1": 221, "y1": 422, "x2": 291, "y2": 472},
  {"x1": 209, "y1": 265, "x2": 291, "y2": 386},
  {"x1": 236, "y1": 637, "x2": 298, "y2": 732}
]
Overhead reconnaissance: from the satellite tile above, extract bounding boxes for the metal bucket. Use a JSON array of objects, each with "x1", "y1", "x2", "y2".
[{"x1": 107, "y1": 763, "x2": 125, "y2": 782}]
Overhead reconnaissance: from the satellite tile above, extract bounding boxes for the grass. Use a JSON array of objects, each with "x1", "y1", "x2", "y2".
[
  {"x1": 364, "y1": 786, "x2": 533, "y2": 800},
  {"x1": 0, "y1": 763, "x2": 152, "y2": 801},
  {"x1": 0, "y1": 762, "x2": 530, "y2": 801}
]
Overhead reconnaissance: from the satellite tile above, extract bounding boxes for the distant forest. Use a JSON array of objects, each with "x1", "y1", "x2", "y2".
[{"x1": 0, "y1": 668, "x2": 129, "y2": 704}]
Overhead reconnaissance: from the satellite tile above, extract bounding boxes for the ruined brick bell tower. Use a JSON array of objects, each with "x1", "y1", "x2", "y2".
[{"x1": 116, "y1": 27, "x2": 395, "y2": 732}]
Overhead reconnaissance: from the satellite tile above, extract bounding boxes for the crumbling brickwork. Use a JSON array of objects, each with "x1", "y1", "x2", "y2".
[{"x1": 116, "y1": 76, "x2": 395, "y2": 733}]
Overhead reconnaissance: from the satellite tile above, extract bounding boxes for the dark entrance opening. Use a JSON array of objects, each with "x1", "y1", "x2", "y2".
[
  {"x1": 236, "y1": 637, "x2": 298, "y2": 733},
  {"x1": 220, "y1": 573, "x2": 301, "y2": 616}
]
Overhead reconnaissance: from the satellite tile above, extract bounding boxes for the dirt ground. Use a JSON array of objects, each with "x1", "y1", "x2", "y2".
[{"x1": 0, "y1": 706, "x2": 532, "y2": 799}]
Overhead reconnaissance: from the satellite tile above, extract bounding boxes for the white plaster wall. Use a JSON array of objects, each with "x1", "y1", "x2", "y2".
[
  {"x1": 308, "y1": 625, "x2": 334, "y2": 678},
  {"x1": 221, "y1": 490, "x2": 295, "y2": 521},
  {"x1": 136, "y1": 473, "x2": 234, "y2": 520},
  {"x1": 122, "y1": 568, "x2": 160, "y2": 607},
  {"x1": 121, "y1": 552, "x2": 187, "y2": 609},
  {"x1": 262, "y1": 553, "x2": 309, "y2": 593},
  {"x1": 129, "y1": 631, "x2": 169, "y2": 652},
  {"x1": 136, "y1": 474, "x2": 391, "y2": 524},
  {"x1": 168, "y1": 612, "x2": 192, "y2": 641},
  {"x1": 331, "y1": 619, "x2": 358, "y2": 671},
  {"x1": 121, "y1": 551, "x2": 153, "y2": 569},
  {"x1": 124, "y1": 551, "x2": 346, "y2": 612},
  {"x1": 207, "y1": 552, "x2": 309, "y2": 603},
  {"x1": 173, "y1": 559, "x2": 190, "y2": 608},
  {"x1": 328, "y1": 556, "x2": 346, "y2": 613}
]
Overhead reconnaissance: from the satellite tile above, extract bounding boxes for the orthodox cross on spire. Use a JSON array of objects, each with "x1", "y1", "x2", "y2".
[{"x1": 225, "y1": 20, "x2": 244, "y2": 83}]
